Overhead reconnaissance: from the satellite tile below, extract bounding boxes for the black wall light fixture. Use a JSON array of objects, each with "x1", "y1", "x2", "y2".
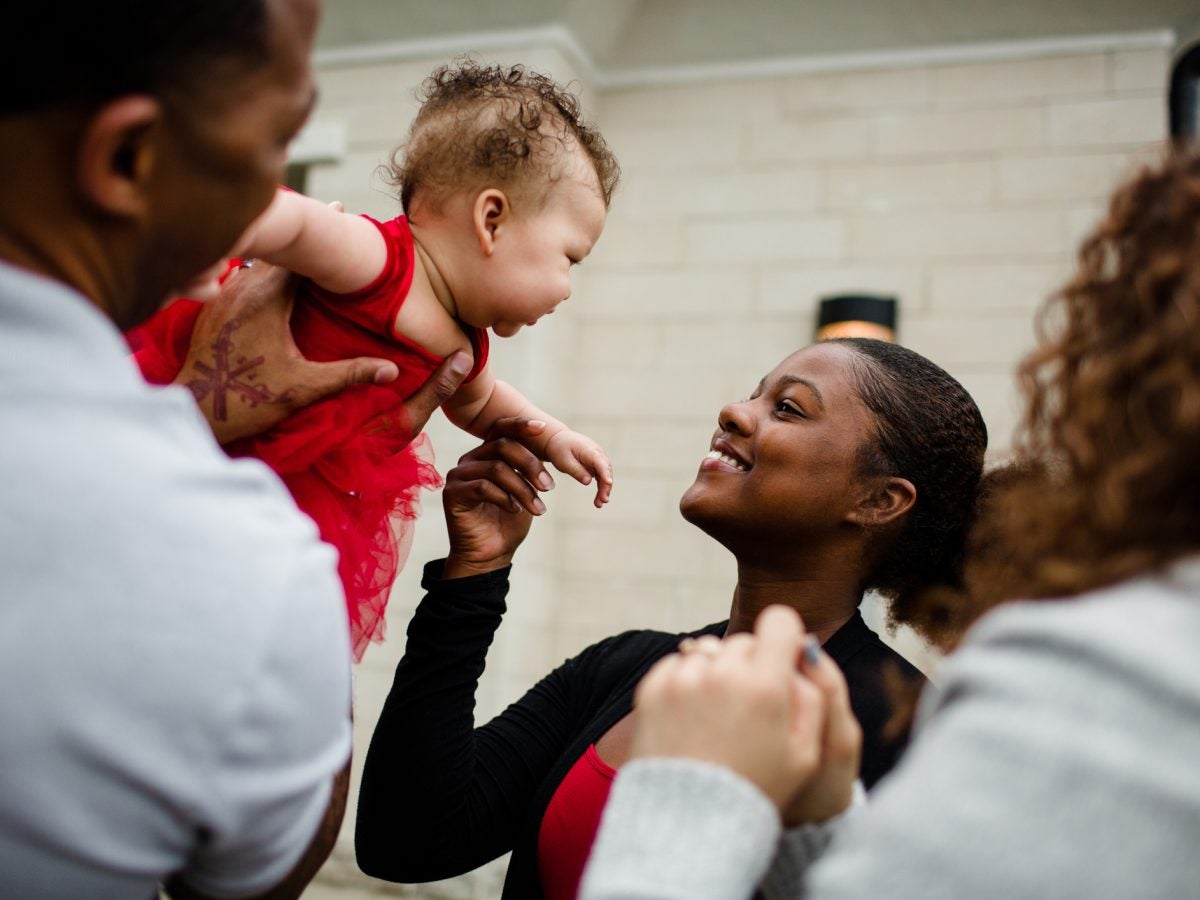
[
  {"x1": 815, "y1": 294, "x2": 898, "y2": 343},
  {"x1": 1171, "y1": 41, "x2": 1199, "y2": 140}
]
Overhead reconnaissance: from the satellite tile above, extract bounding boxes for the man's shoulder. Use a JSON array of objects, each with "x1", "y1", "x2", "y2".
[
  {"x1": 107, "y1": 405, "x2": 345, "y2": 643},
  {"x1": 4, "y1": 352, "x2": 346, "y2": 658},
  {"x1": 0, "y1": 317, "x2": 350, "y2": 900},
  {"x1": 0, "y1": 257, "x2": 346, "y2": 657}
]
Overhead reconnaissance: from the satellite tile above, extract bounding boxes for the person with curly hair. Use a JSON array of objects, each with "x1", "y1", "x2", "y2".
[
  {"x1": 578, "y1": 145, "x2": 1200, "y2": 900},
  {"x1": 354, "y1": 337, "x2": 987, "y2": 900},
  {"x1": 126, "y1": 59, "x2": 621, "y2": 660}
]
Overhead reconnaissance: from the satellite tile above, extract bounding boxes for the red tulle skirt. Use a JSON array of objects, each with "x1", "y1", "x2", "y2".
[{"x1": 127, "y1": 297, "x2": 444, "y2": 661}]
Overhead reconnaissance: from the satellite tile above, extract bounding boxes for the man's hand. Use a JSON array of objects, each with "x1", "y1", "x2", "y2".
[
  {"x1": 441, "y1": 418, "x2": 556, "y2": 579},
  {"x1": 176, "y1": 261, "x2": 465, "y2": 445}
]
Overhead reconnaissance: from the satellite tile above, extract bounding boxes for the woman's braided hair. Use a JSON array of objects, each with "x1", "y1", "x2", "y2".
[{"x1": 835, "y1": 338, "x2": 988, "y2": 643}]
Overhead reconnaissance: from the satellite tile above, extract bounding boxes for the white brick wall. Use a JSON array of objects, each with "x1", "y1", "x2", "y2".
[
  {"x1": 783, "y1": 65, "x2": 934, "y2": 112},
  {"x1": 1047, "y1": 96, "x2": 1165, "y2": 147},
  {"x1": 873, "y1": 106, "x2": 1046, "y2": 156},
  {"x1": 927, "y1": 261, "x2": 1071, "y2": 313},
  {"x1": 994, "y1": 152, "x2": 1138, "y2": 203},
  {"x1": 304, "y1": 39, "x2": 1173, "y2": 898},
  {"x1": 748, "y1": 115, "x2": 874, "y2": 163},
  {"x1": 932, "y1": 53, "x2": 1107, "y2": 106},
  {"x1": 826, "y1": 159, "x2": 995, "y2": 211}
]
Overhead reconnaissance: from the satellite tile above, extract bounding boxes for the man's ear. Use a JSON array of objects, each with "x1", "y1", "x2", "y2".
[
  {"x1": 471, "y1": 188, "x2": 510, "y2": 256},
  {"x1": 847, "y1": 476, "x2": 916, "y2": 528},
  {"x1": 75, "y1": 96, "x2": 162, "y2": 218}
]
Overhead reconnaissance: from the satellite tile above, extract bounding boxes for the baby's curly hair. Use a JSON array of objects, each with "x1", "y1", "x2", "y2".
[
  {"x1": 387, "y1": 59, "x2": 619, "y2": 213},
  {"x1": 958, "y1": 147, "x2": 1200, "y2": 619}
]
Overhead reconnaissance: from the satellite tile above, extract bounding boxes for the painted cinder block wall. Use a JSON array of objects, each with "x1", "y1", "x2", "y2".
[{"x1": 300, "y1": 36, "x2": 1171, "y2": 899}]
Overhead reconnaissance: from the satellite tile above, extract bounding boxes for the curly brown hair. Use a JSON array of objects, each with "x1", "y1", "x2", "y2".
[
  {"x1": 386, "y1": 59, "x2": 620, "y2": 214},
  {"x1": 958, "y1": 147, "x2": 1200, "y2": 623},
  {"x1": 833, "y1": 338, "x2": 988, "y2": 643}
]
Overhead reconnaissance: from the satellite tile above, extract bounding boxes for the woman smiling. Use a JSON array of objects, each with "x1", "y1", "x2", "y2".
[{"x1": 355, "y1": 337, "x2": 986, "y2": 900}]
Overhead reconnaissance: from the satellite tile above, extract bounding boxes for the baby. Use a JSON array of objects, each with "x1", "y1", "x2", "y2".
[{"x1": 129, "y1": 61, "x2": 621, "y2": 659}]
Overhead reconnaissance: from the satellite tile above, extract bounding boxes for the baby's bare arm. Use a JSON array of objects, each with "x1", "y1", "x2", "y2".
[
  {"x1": 443, "y1": 368, "x2": 564, "y2": 448},
  {"x1": 235, "y1": 187, "x2": 388, "y2": 295},
  {"x1": 443, "y1": 367, "x2": 612, "y2": 506}
]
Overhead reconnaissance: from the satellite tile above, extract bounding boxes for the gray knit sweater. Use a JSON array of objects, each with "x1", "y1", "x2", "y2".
[{"x1": 580, "y1": 559, "x2": 1200, "y2": 900}]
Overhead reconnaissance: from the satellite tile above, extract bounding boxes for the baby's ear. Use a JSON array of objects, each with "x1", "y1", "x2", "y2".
[
  {"x1": 472, "y1": 188, "x2": 510, "y2": 255},
  {"x1": 847, "y1": 476, "x2": 915, "y2": 528}
]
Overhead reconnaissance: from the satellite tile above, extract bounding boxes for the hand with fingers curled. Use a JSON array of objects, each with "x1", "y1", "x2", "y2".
[
  {"x1": 632, "y1": 605, "x2": 861, "y2": 823},
  {"x1": 441, "y1": 417, "x2": 559, "y2": 579},
  {"x1": 543, "y1": 427, "x2": 614, "y2": 508}
]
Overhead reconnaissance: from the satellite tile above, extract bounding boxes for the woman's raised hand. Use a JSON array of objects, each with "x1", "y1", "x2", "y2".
[{"x1": 441, "y1": 418, "x2": 557, "y2": 579}]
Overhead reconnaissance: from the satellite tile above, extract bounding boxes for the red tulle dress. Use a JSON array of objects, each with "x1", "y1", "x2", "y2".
[{"x1": 126, "y1": 216, "x2": 488, "y2": 661}]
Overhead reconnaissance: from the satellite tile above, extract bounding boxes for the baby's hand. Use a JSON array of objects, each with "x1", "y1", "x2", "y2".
[{"x1": 543, "y1": 429, "x2": 613, "y2": 508}]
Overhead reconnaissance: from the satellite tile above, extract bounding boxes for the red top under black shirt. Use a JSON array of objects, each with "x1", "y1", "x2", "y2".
[{"x1": 537, "y1": 743, "x2": 617, "y2": 900}]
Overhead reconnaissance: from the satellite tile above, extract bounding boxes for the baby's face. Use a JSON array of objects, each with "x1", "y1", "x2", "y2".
[{"x1": 459, "y1": 153, "x2": 607, "y2": 337}]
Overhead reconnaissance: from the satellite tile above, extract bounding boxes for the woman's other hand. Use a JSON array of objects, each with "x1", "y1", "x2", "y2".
[{"x1": 441, "y1": 418, "x2": 555, "y2": 578}]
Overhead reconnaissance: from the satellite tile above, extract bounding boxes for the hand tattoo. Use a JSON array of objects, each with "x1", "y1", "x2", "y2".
[{"x1": 185, "y1": 318, "x2": 274, "y2": 422}]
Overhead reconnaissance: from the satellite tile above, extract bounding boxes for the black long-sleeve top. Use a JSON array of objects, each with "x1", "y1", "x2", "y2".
[{"x1": 355, "y1": 560, "x2": 924, "y2": 900}]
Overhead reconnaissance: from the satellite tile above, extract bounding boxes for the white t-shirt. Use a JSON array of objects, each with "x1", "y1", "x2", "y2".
[{"x1": 0, "y1": 262, "x2": 353, "y2": 898}]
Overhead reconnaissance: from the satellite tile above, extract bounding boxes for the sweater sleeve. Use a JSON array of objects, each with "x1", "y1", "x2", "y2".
[
  {"x1": 356, "y1": 559, "x2": 594, "y2": 883},
  {"x1": 578, "y1": 759, "x2": 782, "y2": 900},
  {"x1": 758, "y1": 782, "x2": 866, "y2": 900}
]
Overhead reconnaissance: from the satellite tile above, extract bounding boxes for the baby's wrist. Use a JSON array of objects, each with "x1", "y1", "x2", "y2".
[{"x1": 539, "y1": 425, "x2": 571, "y2": 453}]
